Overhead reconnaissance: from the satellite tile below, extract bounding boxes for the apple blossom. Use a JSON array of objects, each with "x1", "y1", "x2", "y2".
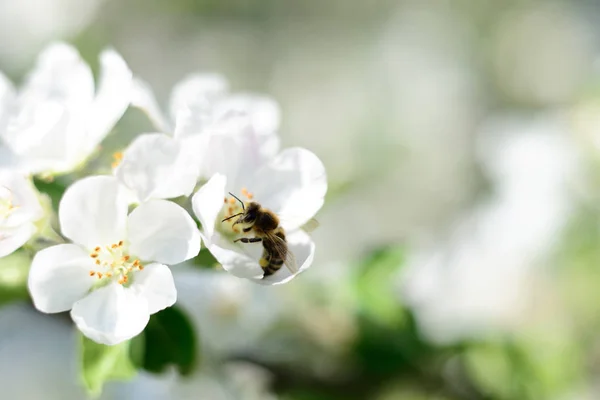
[
  {"x1": 27, "y1": 176, "x2": 200, "y2": 345},
  {"x1": 0, "y1": 42, "x2": 132, "y2": 175},
  {"x1": 0, "y1": 170, "x2": 43, "y2": 258}
]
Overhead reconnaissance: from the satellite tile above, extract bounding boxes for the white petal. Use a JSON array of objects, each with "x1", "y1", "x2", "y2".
[
  {"x1": 215, "y1": 94, "x2": 281, "y2": 136},
  {"x1": 191, "y1": 173, "x2": 226, "y2": 243},
  {"x1": 131, "y1": 77, "x2": 171, "y2": 133},
  {"x1": 20, "y1": 42, "x2": 94, "y2": 110},
  {"x1": 205, "y1": 232, "x2": 264, "y2": 280},
  {"x1": 3, "y1": 101, "x2": 72, "y2": 174},
  {"x1": 0, "y1": 171, "x2": 43, "y2": 228},
  {"x1": 0, "y1": 71, "x2": 15, "y2": 131},
  {"x1": 59, "y1": 176, "x2": 128, "y2": 249},
  {"x1": 130, "y1": 263, "x2": 176, "y2": 314},
  {"x1": 86, "y1": 49, "x2": 133, "y2": 150},
  {"x1": 71, "y1": 283, "x2": 149, "y2": 345},
  {"x1": 255, "y1": 229, "x2": 315, "y2": 285},
  {"x1": 0, "y1": 223, "x2": 36, "y2": 258},
  {"x1": 27, "y1": 244, "x2": 96, "y2": 313},
  {"x1": 169, "y1": 73, "x2": 229, "y2": 122},
  {"x1": 115, "y1": 133, "x2": 199, "y2": 201},
  {"x1": 201, "y1": 123, "x2": 271, "y2": 190},
  {"x1": 128, "y1": 200, "x2": 200, "y2": 265},
  {"x1": 0, "y1": 144, "x2": 20, "y2": 170},
  {"x1": 251, "y1": 148, "x2": 327, "y2": 230}
]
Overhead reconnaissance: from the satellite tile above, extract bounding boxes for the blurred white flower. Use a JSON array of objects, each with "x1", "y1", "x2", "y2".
[
  {"x1": 0, "y1": 303, "x2": 86, "y2": 400},
  {"x1": 28, "y1": 176, "x2": 200, "y2": 345},
  {"x1": 173, "y1": 265, "x2": 281, "y2": 354},
  {"x1": 0, "y1": 170, "x2": 43, "y2": 258},
  {"x1": 399, "y1": 114, "x2": 578, "y2": 343},
  {"x1": 104, "y1": 363, "x2": 278, "y2": 400},
  {"x1": 0, "y1": 0, "x2": 104, "y2": 70},
  {"x1": 191, "y1": 140, "x2": 326, "y2": 285},
  {"x1": 0, "y1": 42, "x2": 132, "y2": 175},
  {"x1": 131, "y1": 73, "x2": 280, "y2": 179}
]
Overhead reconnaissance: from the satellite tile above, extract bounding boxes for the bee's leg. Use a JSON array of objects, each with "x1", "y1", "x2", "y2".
[{"x1": 234, "y1": 237, "x2": 262, "y2": 244}]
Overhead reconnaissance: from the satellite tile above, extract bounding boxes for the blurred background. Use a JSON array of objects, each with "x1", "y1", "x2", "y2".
[{"x1": 3, "y1": 0, "x2": 600, "y2": 399}]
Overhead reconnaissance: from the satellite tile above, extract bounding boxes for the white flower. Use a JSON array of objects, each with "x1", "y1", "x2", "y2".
[
  {"x1": 113, "y1": 132, "x2": 199, "y2": 202},
  {"x1": 133, "y1": 73, "x2": 280, "y2": 138},
  {"x1": 399, "y1": 115, "x2": 577, "y2": 343},
  {"x1": 191, "y1": 137, "x2": 327, "y2": 285},
  {"x1": 27, "y1": 176, "x2": 201, "y2": 345},
  {"x1": 0, "y1": 170, "x2": 43, "y2": 258},
  {"x1": 0, "y1": 42, "x2": 132, "y2": 175},
  {"x1": 173, "y1": 265, "x2": 281, "y2": 354},
  {"x1": 129, "y1": 73, "x2": 280, "y2": 181},
  {"x1": 0, "y1": 303, "x2": 86, "y2": 400}
]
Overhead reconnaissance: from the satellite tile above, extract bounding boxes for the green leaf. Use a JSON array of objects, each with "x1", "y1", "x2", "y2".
[
  {"x1": 32, "y1": 177, "x2": 68, "y2": 210},
  {"x1": 191, "y1": 248, "x2": 219, "y2": 269},
  {"x1": 354, "y1": 246, "x2": 406, "y2": 326},
  {"x1": 79, "y1": 335, "x2": 137, "y2": 397},
  {"x1": 138, "y1": 305, "x2": 198, "y2": 375},
  {"x1": 0, "y1": 250, "x2": 32, "y2": 307}
]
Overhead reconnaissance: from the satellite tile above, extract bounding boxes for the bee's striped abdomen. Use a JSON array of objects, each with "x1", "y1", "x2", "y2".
[{"x1": 260, "y1": 228, "x2": 287, "y2": 278}]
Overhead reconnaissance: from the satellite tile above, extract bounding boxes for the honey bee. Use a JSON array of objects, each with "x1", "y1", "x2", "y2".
[{"x1": 222, "y1": 193, "x2": 298, "y2": 278}]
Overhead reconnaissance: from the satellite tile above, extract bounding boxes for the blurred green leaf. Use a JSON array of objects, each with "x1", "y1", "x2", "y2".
[
  {"x1": 191, "y1": 248, "x2": 219, "y2": 269},
  {"x1": 137, "y1": 305, "x2": 198, "y2": 375},
  {"x1": 353, "y1": 246, "x2": 405, "y2": 326},
  {"x1": 79, "y1": 335, "x2": 137, "y2": 397},
  {"x1": 33, "y1": 177, "x2": 68, "y2": 210},
  {"x1": 0, "y1": 250, "x2": 32, "y2": 306}
]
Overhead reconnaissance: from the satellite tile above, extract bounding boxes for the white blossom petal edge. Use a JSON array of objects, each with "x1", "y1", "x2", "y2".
[{"x1": 28, "y1": 176, "x2": 200, "y2": 345}]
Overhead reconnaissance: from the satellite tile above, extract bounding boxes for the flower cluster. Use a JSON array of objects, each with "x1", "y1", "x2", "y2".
[{"x1": 0, "y1": 42, "x2": 326, "y2": 345}]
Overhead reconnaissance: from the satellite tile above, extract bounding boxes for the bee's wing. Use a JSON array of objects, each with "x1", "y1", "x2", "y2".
[{"x1": 264, "y1": 232, "x2": 298, "y2": 275}]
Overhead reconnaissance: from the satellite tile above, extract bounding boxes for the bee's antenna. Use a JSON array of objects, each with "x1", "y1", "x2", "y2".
[
  {"x1": 228, "y1": 192, "x2": 245, "y2": 211},
  {"x1": 222, "y1": 213, "x2": 244, "y2": 223}
]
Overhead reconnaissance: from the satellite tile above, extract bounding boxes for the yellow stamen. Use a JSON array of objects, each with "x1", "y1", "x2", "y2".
[{"x1": 111, "y1": 152, "x2": 124, "y2": 169}]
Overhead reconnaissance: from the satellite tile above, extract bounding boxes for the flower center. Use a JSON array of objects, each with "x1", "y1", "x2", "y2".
[
  {"x1": 0, "y1": 187, "x2": 18, "y2": 221},
  {"x1": 88, "y1": 241, "x2": 143, "y2": 285},
  {"x1": 220, "y1": 187, "x2": 254, "y2": 235}
]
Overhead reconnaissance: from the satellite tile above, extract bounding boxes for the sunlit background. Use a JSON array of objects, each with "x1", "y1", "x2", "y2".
[{"x1": 3, "y1": 0, "x2": 600, "y2": 399}]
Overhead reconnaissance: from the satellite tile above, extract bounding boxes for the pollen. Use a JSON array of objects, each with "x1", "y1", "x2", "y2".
[
  {"x1": 111, "y1": 151, "x2": 124, "y2": 169},
  {"x1": 241, "y1": 187, "x2": 254, "y2": 199},
  {"x1": 0, "y1": 186, "x2": 19, "y2": 220},
  {"x1": 87, "y1": 241, "x2": 144, "y2": 285}
]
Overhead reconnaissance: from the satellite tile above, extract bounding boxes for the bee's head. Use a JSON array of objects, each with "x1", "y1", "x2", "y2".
[{"x1": 237, "y1": 202, "x2": 260, "y2": 225}]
